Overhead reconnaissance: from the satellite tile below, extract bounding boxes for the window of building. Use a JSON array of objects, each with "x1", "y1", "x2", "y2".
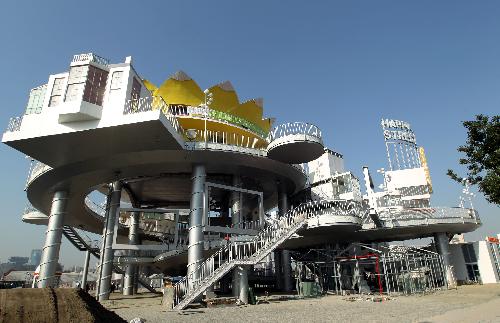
[
  {"x1": 83, "y1": 65, "x2": 109, "y2": 106},
  {"x1": 25, "y1": 85, "x2": 47, "y2": 115},
  {"x1": 466, "y1": 264, "x2": 481, "y2": 282},
  {"x1": 49, "y1": 77, "x2": 66, "y2": 107},
  {"x1": 110, "y1": 71, "x2": 123, "y2": 90},
  {"x1": 462, "y1": 244, "x2": 477, "y2": 263}
]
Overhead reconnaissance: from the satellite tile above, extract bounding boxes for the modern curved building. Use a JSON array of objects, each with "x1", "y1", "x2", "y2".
[{"x1": 3, "y1": 53, "x2": 480, "y2": 309}]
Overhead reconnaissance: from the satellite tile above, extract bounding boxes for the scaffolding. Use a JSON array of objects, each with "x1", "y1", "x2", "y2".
[{"x1": 295, "y1": 244, "x2": 447, "y2": 296}]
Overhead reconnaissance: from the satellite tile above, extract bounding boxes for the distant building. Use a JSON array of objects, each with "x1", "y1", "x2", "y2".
[
  {"x1": 449, "y1": 234, "x2": 500, "y2": 284},
  {"x1": 28, "y1": 249, "x2": 42, "y2": 266},
  {"x1": 8, "y1": 257, "x2": 28, "y2": 267}
]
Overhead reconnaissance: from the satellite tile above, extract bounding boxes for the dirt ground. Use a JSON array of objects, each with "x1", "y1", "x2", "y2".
[
  {"x1": 0, "y1": 288, "x2": 125, "y2": 323},
  {"x1": 104, "y1": 284, "x2": 500, "y2": 323}
]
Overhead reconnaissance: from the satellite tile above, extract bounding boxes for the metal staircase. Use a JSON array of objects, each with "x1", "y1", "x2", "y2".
[
  {"x1": 173, "y1": 199, "x2": 361, "y2": 310},
  {"x1": 62, "y1": 225, "x2": 158, "y2": 293}
]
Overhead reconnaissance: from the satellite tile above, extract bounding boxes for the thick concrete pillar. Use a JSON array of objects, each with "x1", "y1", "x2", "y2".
[
  {"x1": 81, "y1": 249, "x2": 91, "y2": 289},
  {"x1": 98, "y1": 181, "x2": 122, "y2": 301},
  {"x1": 434, "y1": 232, "x2": 457, "y2": 288},
  {"x1": 124, "y1": 211, "x2": 140, "y2": 295},
  {"x1": 278, "y1": 184, "x2": 293, "y2": 292},
  {"x1": 187, "y1": 164, "x2": 206, "y2": 285},
  {"x1": 38, "y1": 191, "x2": 68, "y2": 288}
]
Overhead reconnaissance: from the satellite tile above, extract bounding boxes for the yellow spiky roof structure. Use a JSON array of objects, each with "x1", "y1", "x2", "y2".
[
  {"x1": 143, "y1": 71, "x2": 274, "y2": 147},
  {"x1": 154, "y1": 71, "x2": 204, "y2": 106},
  {"x1": 207, "y1": 81, "x2": 239, "y2": 112}
]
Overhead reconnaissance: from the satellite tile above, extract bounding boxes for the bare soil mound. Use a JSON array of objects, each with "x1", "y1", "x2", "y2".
[{"x1": 0, "y1": 288, "x2": 126, "y2": 323}]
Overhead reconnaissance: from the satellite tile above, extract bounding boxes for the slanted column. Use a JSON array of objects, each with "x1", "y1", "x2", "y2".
[
  {"x1": 98, "y1": 181, "x2": 122, "y2": 301},
  {"x1": 124, "y1": 211, "x2": 140, "y2": 295},
  {"x1": 278, "y1": 183, "x2": 293, "y2": 292},
  {"x1": 38, "y1": 191, "x2": 68, "y2": 288},
  {"x1": 81, "y1": 249, "x2": 91, "y2": 290},
  {"x1": 434, "y1": 232, "x2": 457, "y2": 288},
  {"x1": 187, "y1": 164, "x2": 206, "y2": 285}
]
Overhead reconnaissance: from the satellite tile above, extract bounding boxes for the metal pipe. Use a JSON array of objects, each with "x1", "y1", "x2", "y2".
[
  {"x1": 81, "y1": 249, "x2": 91, "y2": 289},
  {"x1": 124, "y1": 211, "x2": 140, "y2": 295},
  {"x1": 187, "y1": 164, "x2": 206, "y2": 287},
  {"x1": 98, "y1": 181, "x2": 122, "y2": 301},
  {"x1": 38, "y1": 191, "x2": 68, "y2": 288}
]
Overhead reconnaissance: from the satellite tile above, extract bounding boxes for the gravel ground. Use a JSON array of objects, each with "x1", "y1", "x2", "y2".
[{"x1": 103, "y1": 284, "x2": 500, "y2": 323}]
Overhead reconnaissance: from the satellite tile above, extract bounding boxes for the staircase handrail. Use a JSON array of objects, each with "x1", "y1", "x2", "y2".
[{"x1": 172, "y1": 199, "x2": 361, "y2": 309}]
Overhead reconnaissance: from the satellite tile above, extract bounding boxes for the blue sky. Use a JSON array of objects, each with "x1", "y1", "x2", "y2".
[{"x1": 0, "y1": 1, "x2": 498, "y2": 267}]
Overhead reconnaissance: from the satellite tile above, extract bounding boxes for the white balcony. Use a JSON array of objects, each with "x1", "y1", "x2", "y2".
[{"x1": 57, "y1": 100, "x2": 103, "y2": 123}]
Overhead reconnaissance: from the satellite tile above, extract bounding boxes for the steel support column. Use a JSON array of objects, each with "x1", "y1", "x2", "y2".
[
  {"x1": 274, "y1": 251, "x2": 282, "y2": 290},
  {"x1": 236, "y1": 265, "x2": 249, "y2": 304},
  {"x1": 38, "y1": 191, "x2": 68, "y2": 288},
  {"x1": 231, "y1": 175, "x2": 242, "y2": 297},
  {"x1": 98, "y1": 181, "x2": 122, "y2": 301},
  {"x1": 81, "y1": 249, "x2": 91, "y2": 289},
  {"x1": 434, "y1": 232, "x2": 456, "y2": 288},
  {"x1": 124, "y1": 211, "x2": 140, "y2": 295},
  {"x1": 278, "y1": 183, "x2": 293, "y2": 292},
  {"x1": 187, "y1": 164, "x2": 206, "y2": 285}
]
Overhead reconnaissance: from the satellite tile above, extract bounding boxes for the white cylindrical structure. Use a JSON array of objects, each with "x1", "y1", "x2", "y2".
[
  {"x1": 187, "y1": 164, "x2": 206, "y2": 285},
  {"x1": 124, "y1": 211, "x2": 140, "y2": 295},
  {"x1": 434, "y1": 232, "x2": 457, "y2": 288},
  {"x1": 98, "y1": 181, "x2": 122, "y2": 300},
  {"x1": 278, "y1": 184, "x2": 293, "y2": 292},
  {"x1": 38, "y1": 191, "x2": 68, "y2": 288},
  {"x1": 81, "y1": 249, "x2": 91, "y2": 289}
]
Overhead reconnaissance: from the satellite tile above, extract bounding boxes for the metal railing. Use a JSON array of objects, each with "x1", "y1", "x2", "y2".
[
  {"x1": 168, "y1": 104, "x2": 267, "y2": 138},
  {"x1": 173, "y1": 199, "x2": 361, "y2": 309},
  {"x1": 84, "y1": 197, "x2": 106, "y2": 218},
  {"x1": 363, "y1": 205, "x2": 479, "y2": 226},
  {"x1": 6, "y1": 116, "x2": 23, "y2": 133},
  {"x1": 72, "y1": 53, "x2": 110, "y2": 66},
  {"x1": 379, "y1": 206, "x2": 477, "y2": 221},
  {"x1": 267, "y1": 122, "x2": 322, "y2": 142},
  {"x1": 23, "y1": 202, "x2": 38, "y2": 215},
  {"x1": 184, "y1": 128, "x2": 265, "y2": 150},
  {"x1": 25, "y1": 160, "x2": 51, "y2": 188},
  {"x1": 124, "y1": 96, "x2": 183, "y2": 135},
  {"x1": 231, "y1": 220, "x2": 261, "y2": 231}
]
